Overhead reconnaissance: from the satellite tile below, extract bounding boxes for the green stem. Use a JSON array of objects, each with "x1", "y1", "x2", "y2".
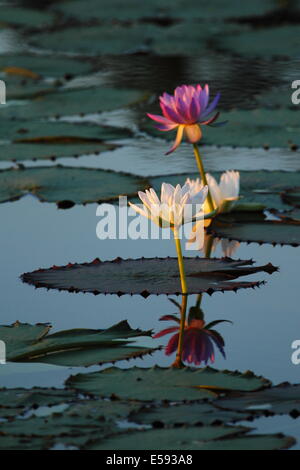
[
  {"x1": 193, "y1": 143, "x2": 214, "y2": 213},
  {"x1": 172, "y1": 294, "x2": 188, "y2": 368},
  {"x1": 173, "y1": 230, "x2": 187, "y2": 295}
]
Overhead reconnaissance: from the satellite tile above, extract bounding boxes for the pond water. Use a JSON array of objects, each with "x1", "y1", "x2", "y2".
[{"x1": 0, "y1": 0, "x2": 300, "y2": 451}]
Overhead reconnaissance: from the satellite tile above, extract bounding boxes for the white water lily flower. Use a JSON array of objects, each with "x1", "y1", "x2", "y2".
[
  {"x1": 129, "y1": 182, "x2": 208, "y2": 228},
  {"x1": 186, "y1": 171, "x2": 240, "y2": 213}
]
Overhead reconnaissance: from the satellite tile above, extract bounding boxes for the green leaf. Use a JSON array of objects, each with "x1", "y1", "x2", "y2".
[
  {"x1": 142, "y1": 108, "x2": 300, "y2": 148},
  {"x1": 281, "y1": 188, "x2": 300, "y2": 208},
  {"x1": 0, "y1": 166, "x2": 147, "y2": 206},
  {"x1": 150, "y1": 170, "x2": 300, "y2": 211},
  {"x1": 218, "y1": 25, "x2": 300, "y2": 58},
  {"x1": 130, "y1": 402, "x2": 251, "y2": 426},
  {"x1": 0, "y1": 387, "x2": 75, "y2": 412},
  {"x1": 0, "y1": 321, "x2": 156, "y2": 367},
  {"x1": 0, "y1": 120, "x2": 131, "y2": 162},
  {"x1": 21, "y1": 257, "x2": 277, "y2": 296},
  {"x1": 66, "y1": 366, "x2": 270, "y2": 401},
  {"x1": 0, "y1": 53, "x2": 93, "y2": 79},
  {"x1": 55, "y1": 0, "x2": 274, "y2": 22},
  {"x1": 194, "y1": 434, "x2": 296, "y2": 451},
  {"x1": 0, "y1": 6, "x2": 54, "y2": 27},
  {"x1": 207, "y1": 219, "x2": 300, "y2": 247},
  {"x1": 84, "y1": 425, "x2": 249, "y2": 450},
  {"x1": 0, "y1": 87, "x2": 145, "y2": 120},
  {"x1": 216, "y1": 383, "x2": 300, "y2": 418}
]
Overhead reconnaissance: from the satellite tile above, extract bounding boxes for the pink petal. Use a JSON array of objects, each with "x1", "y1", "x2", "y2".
[
  {"x1": 160, "y1": 103, "x2": 185, "y2": 124},
  {"x1": 200, "y1": 111, "x2": 220, "y2": 126},
  {"x1": 147, "y1": 113, "x2": 175, "y2": 125},
  {"x1": 166, "y1": 125, "x2": 184, "y2": 155},
  {"x1": 153, "y1": 326, "x2": 179, "y2": 339}
]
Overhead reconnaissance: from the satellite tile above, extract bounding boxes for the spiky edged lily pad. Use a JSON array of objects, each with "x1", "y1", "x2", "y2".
[
  {"x1": 0, "y1": 166, "x2": 147, "y2": 207},
  {"x1": 207, "y1": 219, "x2": 300, "y2": 247},
  {"x1": 0, "y1": 321, "x2": 156, "y2": 367},
  {"x1": 21, "y1": 257, "x2": 277, "y2": 296},
  {"x1": 66, "y1": 366, "x2": 270, "y2": 402}
]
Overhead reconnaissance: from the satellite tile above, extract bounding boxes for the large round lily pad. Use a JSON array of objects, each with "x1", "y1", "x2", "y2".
[
  {"x1": 66, "y1": 366, "x2": 270, "y2": 401},
  {"x1": 21, "y1": 257, "x2": 277, "y2": 296},
  {"x1": 0, "y1": 166, "x2": 147, "y2": 206}
]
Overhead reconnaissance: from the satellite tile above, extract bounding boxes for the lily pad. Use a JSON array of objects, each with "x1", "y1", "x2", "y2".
[
  {"x1": 0, "y1": 387, "x2": 75, "y2": 410},
  {"x1": 0, "y1": 120, "x2": 131, "y2": 161},
  {"x1": 84, "y1": 424, "x2": 248, "y2": 450},
  {"x1": 142, "y1": 108, "x2": 300, "y2": 148},
  {"x1": 0, "y1": 53, "x2": 93, "y2": 79},
  {"x1": 0, "y1": 320, "x2": 156, "y2": 367},
  {"x1": 0, "y1": 166, "x2": 147, "y2": 206},
  {"x1": 281, "y1": 187, "x2": 300, "y2": 208},
  {"x1": 30, "y1": 22, "x2": 241, "y2": 56},
  {"x1": 193, "y1": 434, "x2": 295, "y2": 450},
  {"x1": 217, "y1": 25, "x2": 300, "y2": 58},
  {"x1": 130, "y1": 402, "x2": 251, "y2": 426},
  {"x1": 21, "y1": 257, "x2": 276, "y2": 296},
  {"x1": 150, "y1": 170, "x2": 300, "y2": 211},
  {"x1": 66, "y1": 366, "x2": 270, "y2": 401},
  {"x1": 55, "y1": 0, "x2": 275, "y2": 22},
  {"x1": 0, "y1": 86, "x2": 145, "y2": 120},
  {"x1": 216, "y1": 384, "x2": 300, "y2": 418},
  {"x1": 207, "y1": 219, "x2": 300, "y2": 247},
  {"x1": 0, "y1": 6, "x2": 54, "y2": 28}
]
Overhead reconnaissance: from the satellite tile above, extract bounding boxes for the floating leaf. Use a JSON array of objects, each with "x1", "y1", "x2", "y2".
[
  {"x1": 84, "y1": 425, "x2": 248, "y2": 450},
  {"x1": 216, "y1": 383, "x2": 300, "y2": 418},
  {"x1": 142, "y1": 108, "x2": 300, "y2": 148},
  {"x1": 0, "y1": 53, "x2": 93, "y2": 79},
  {"x1": 281, "y1": 187, "x2": 300, "y2": 208},
  {"x1": 0, "y1": 120, "x2": 131, "y2": 161},
  {"x1": 130, "y1": 402, "x2": 251, "y2": 426},
  {"x1": 0, "y1": 87, "x2": 145, "y2": 120},
  {"x1": 0, "y1": 6, "x2": 54, "y2": 27},
  {"x1": 66, "y1": 366, "x2": 270, "y2": 401},
  {"x1": 21, "y1": 257, "x2": 276, "y2": 296},
  {"x1": 192, "y1": 434, "x2": 295, "y2": 451},
  {"x1": 207, "y1": 219, "x2": 300, "y2": 247},
  {"x1": 0, "y1": 321, "x2": 156, "y2": 367},
  {"x1": 0, "y1": 387, "x2": 75, "y2": 412},
  {"x1": 150, "y1": 170, "x2": 300, "y2": 210},
  {"x1": 218, "y1": 25, "x2": 300, "y2": 58},
  {"x1": 0, "y1": 166, "x2": 147, "y2": 206},
  {"x1": 55, "y1": 0, "x2": 274, "y2": 22}
]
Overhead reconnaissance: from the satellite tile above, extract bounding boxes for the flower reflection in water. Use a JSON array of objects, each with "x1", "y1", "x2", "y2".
[{"x1": 154, "y1": 298, "x2": 230, "y2": 367}]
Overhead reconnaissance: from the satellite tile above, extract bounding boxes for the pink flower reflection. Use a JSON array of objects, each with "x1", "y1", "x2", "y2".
[{"x1": 153, "y1": 311, "x2": 227, "y2": 366}]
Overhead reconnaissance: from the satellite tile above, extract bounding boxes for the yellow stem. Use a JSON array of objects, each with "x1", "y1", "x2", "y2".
[
  {"x1": 173, "y1": 230, "x2": 187, "y2": 295},
  {"x1": 193, "y1": 143, "x2": 214, "y2": 213},
  {"x1": 172, "y1": 294, "x2": 188, "y2": 368}
]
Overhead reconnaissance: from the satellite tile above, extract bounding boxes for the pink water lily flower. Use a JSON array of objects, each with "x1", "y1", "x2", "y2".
[{"x1": 148, "y1": 84, "x2": 223, "y2": 155}]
